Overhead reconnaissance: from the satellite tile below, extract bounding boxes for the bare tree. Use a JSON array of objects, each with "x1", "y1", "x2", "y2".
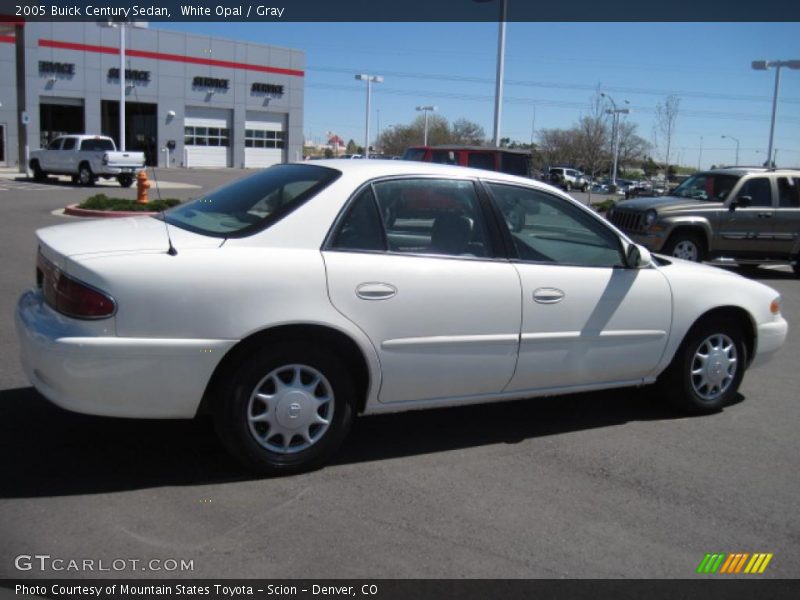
[
  {"x1": 654, "y1": 95, "x2": 680, "y2": 183},
  {"x1": 616, "y1": 121, "x2": 652, "y2": 172},
  {"x1": 451, "y1": 119, "x2": 486, "y2": 145}
]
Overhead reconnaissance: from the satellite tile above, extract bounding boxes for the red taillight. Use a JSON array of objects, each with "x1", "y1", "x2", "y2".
[{"x1": 37, "y1": 251, "x2": 115, "y2": 319}]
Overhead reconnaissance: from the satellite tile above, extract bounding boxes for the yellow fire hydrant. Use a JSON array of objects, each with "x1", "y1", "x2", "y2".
[{"x1": 136, "y1": 170, "x2": 151, "y2": 204}]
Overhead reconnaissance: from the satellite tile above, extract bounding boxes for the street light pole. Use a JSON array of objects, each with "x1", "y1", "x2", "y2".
[
  {"x1": 721, "y1": 134, "x2": 740, "y2": 166},
  {"x1": 355, "y1": 74, "x2": 383, "y2": 159},
  {"x1": 601, "y1": 92, "x2": 630, "y2": 187},
  {"x1": 752, "y1": 59, "x2": 800, "y2": 168},
  {"x1": 474, "y1": 0, "x2": 507, "y2": 146},
  {"x1": 119, "y1": 23, "x2": 125, "y2": 151},
  {"x1": 415, "y1": 105, "x2": 437, "y2": 146}
]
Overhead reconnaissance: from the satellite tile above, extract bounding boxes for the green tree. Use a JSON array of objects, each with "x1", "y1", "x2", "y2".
[{"x1": 345, "y1": 139, "x2": 358, "y2": 154}]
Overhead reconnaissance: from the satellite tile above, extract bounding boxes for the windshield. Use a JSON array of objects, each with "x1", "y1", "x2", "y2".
[
  {"x1": 671, "y1": 173, "x2": 741, "y2": 201},
  {"x1": 402, "y1": 148, "x2": 427, "y2": 161},
  {"x1": 164, "y1": 164, "x2": 340, "y2": 238}
]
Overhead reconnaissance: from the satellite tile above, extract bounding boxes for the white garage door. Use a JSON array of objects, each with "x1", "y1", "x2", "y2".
[
  {"x1": 184, "y1": 107, "x2": 232, "y2": 168},
  {"x1": 244, "y1": 112, "x2": 285, "y2": 169}
]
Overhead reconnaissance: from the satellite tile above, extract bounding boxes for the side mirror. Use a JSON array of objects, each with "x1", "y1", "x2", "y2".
[
  {"x1": 625, "y1": 243, "x2": 652, "y2": 269},
  {"x1": 730, "y1": 195, "x2": 752, "y2": 211}
]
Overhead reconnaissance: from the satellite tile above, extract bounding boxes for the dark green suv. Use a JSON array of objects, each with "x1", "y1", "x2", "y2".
[{"x1": 607, "y1": 167, "x2": 800, "y2": 275}]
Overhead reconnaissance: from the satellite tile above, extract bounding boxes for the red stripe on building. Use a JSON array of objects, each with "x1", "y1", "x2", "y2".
[
  {"x1": 0, "y1": 34, "x2": 15, "y2": 43},
  {"x1": 38, "y1": 38, "x2": 304, "y2": 77}
]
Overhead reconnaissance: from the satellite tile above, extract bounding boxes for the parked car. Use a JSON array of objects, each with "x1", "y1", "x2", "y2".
[
  {"x1": 607, "y1": 167, "x2": 800, "y2": 274},
  {"x1": 17, "y1": 161, "x2": 787, "y2": 474},
  {"x1": 403, "y1": 145, "x2": 532, "y2": 178},
  {"x1": 29, "y1": 135, "x2": 146, "y2": 188},
  {"x1": 548, "y1": 167, "x2": 589, "y2": 192}
]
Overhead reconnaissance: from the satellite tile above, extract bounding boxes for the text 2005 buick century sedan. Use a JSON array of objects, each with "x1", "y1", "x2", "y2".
[{"x1": 16, "y1": 161, "x2": 788, "y2": 473}]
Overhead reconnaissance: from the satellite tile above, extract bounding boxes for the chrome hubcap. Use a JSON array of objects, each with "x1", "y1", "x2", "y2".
[
  {"x1": 690, "y1": 333, "x2": 737, "y2": 402},
  {"x1": 247, "y1": 364, "x2": 334, "y2": 454},
  {"x1": 673, "y1": 240, "x2": 699, "y2": 261}
]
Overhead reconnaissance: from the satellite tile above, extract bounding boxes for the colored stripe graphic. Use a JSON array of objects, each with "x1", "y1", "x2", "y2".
[
  {"x1": 699, "y1": 552, "x2": 773, "y2": 574},
  {"x1": 38, "y1": 39, "x2": 304, "y2": 77}
]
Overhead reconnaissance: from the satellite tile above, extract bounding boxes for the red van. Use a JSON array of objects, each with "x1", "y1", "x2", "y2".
[{"x1": 402, "y1": 145, "x2": 532, "y2": 178}]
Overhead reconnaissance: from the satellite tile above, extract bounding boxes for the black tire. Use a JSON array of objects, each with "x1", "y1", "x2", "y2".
[
  {"x1": 564, "y1": 181, "x2": 572, "y2": 192},
  {"x1": 31, "y1": 161, "x2": 46, "y2": 181},
  {"x1": 581, "y1": 184, "x2": 588, "y2": 193},
  {"x1": 793, "y1": 257, "x2": 800, "y2": 277},
  {"x1": 663, "y1": 232, "x2": 705, "y2": 262},
  {"x1": 118, "y1": 174, "x2": 134, "y2": 188},
  {"x1": 77, "y1": 163, "x2": 95, "y2": 186},
  {"x1": 213, "y1": 341, "x2": 356, "y2": 475},
  {"x1": 658, "y1": 318, "x2": 747, "y2": 414}
]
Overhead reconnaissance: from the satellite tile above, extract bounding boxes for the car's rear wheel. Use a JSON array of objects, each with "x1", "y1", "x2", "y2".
[
  {"x1": 213, "y1": 341, "x2": 355, "y2": 475},
  {"x1": 118, "y1": 174, "x2": 134, "y2": 188},
  {"x1": 659, "y1": 318, "x2": 746, "y2": 414},
  {"x1": 664, "y1": 232, "x2": 705, "y2": 262}
]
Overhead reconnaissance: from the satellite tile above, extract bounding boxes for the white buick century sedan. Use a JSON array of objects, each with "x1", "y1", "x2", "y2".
[{"x1": 16, "y1": 161, "x2": 788, "y2": 473}]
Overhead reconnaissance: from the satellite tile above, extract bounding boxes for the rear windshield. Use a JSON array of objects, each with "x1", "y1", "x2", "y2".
[
  {"x1": 80, "y1": 138, "x2": 116, "y2": 151},
  {"x1": 402, "y1": 148, "x2": 427, "y2": 161},
  {"x1": 164, "y1": 164, "x2": 341, "y2": 238}
]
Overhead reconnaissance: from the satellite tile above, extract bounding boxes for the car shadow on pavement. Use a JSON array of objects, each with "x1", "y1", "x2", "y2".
[{"x1": 0, "y1": 385, "x2": 741, "y2": 498}]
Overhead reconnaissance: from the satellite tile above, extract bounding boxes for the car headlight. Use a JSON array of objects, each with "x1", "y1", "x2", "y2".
[{"x1": 644, "y1": 209, "x2": 658, "y2": 226}]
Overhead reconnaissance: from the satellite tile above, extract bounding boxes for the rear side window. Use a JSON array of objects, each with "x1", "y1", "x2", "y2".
[
  {"x1": 330, "y1": 187, "x2": 386, "y2": 252},
  {"x1": 165, "y1": 164, "x2": 340, "y2": 238},
  {"x1": 48, "y1": 138, "x2": 63, "y2": 150},
  {"x1": 738, "y1": 178, "x2": 772, "y2": 207},
  {"x1": 777, "y1": 178, "x2": 800, "y2": 208},
  {"x1": 467, "y1": 153, "x2": 494, "y2": 171},
  {"x1": 61, "y1": 138, "x2": 76, "y2": 150}
]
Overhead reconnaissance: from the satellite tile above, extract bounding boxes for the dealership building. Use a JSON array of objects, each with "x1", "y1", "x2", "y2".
[{"x1": 0, "y1": 21, "x2": 304, "y2": 169}]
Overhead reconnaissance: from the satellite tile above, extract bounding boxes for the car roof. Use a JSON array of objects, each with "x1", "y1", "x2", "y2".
[
  {"x1": 704, "y1": 166, "x2": 800, "y2": 176},
  {"x1": 298, "y1": 158, "x2": 548, "y2": 187}
]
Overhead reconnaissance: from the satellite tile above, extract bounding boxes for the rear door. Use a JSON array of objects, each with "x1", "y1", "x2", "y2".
[
  {"x1": 774, "y1": 176, "x2": 800, "y2": 257},
  {"x1": 323, "y1": 176, "x2": 521, "y2": 404}
]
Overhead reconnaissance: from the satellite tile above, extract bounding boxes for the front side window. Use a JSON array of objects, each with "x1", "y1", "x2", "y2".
[
  {"x1": 737, "y1": 177, "x2": 773, "y2": 207},
  {"x1": 488, "y1": 183, "x2": 624, "y2": 267},
  {"x1": 48, "y1": 138, "x2": 63, "y2": 150},
  {"x1": 165, "y1": 164, "x2": 340, "y2": 238}
]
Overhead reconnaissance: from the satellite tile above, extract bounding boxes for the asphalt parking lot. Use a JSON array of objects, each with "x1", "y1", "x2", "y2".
[{"x1": 0, "y1": 168, "x2": 798, "y2": 579}]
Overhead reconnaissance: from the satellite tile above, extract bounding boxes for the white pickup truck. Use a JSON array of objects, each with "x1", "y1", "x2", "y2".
[{"x1": 29, "y1": 135, "x2": 146, "y2": 188}]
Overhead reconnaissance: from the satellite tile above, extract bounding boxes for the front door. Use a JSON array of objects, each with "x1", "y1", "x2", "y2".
[
  {"x1": 484, "y1": 181, "x2": 671, "y2": 392},
  {"x1": 717, "y1": 176, "x2": 782, "y2": 257},
  {"x1": 323, "y1": 177, "x2": 521, "y2": 404}
]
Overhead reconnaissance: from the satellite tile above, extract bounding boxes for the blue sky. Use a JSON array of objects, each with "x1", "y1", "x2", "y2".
[{"x1": 159, "y1": 21, "x2": 800, "y2": 169}]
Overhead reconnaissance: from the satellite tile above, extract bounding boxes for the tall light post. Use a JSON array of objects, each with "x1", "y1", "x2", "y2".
[
  {"x1": 474, "y1": 0, "x2": 507, "y2": 147},
  {"x1": 416, "y1": 105, "x2": 437, "y2": 146},
  {"x1": 600, "y1": 92, "x2": 630, "y2": 187},
  {"x1": 355, "y1": 74, "x2": 382, "y2": 159},
  {"x1": 752, "y1": 59, "x2": 800, "y2": 168},
  {"x1": 721, "y1": 134, "x2": 740, "y2": 166}
]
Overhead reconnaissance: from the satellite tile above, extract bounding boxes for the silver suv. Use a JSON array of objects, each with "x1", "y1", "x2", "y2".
[
  {"x1": 607, "y1": 167, "x2": 800, "y2": 275},
  {"x1": 548, "y1": 167, "x2": 589, "y2": 192}
]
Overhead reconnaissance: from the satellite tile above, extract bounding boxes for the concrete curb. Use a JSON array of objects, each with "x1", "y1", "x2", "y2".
[{"x1": 64, "y1": 204, "x2": 158, "y2": 218}]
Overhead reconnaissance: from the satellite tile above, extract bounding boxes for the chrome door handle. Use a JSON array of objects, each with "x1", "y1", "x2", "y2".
[
  {"x1": 533, "y1": 287, "x2": 565, "y2": 304},
  {"x1": 356, "y1": 282, "x2": 397, "y2": 300}
]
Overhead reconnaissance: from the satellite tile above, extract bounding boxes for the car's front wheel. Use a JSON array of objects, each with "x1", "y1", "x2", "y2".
[
  {"x1": 664, "y1": 232, "x2": 704, "y2": 262},
  {"x1": 659, "y1": 318, "x2": 746, "y2": 414},
  {"x1": 213, "y1": 341, "x2": 355, "y2": 474}
]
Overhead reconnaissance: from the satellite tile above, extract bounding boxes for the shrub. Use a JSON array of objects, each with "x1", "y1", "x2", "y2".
[{"x1": 79, "y1": 194, "x2": 181, "y2": 212}]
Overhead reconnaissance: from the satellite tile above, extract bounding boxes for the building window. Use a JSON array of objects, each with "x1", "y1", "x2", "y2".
[
  {"x1": 245, "y1": 129, "x2": 285, "y2": 149},
  {"x1": 185, "y1": 126, "x2": 229, "y2": 147}
]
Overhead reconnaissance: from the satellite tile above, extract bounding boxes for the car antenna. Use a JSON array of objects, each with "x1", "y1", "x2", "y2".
[{"x1": 149, "y1": 164, "x2": 178, "y2": 256}]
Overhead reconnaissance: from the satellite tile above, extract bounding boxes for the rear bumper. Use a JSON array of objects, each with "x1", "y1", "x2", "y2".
[
  {"x1": 16, "y1": 290, "x2": 236, "y2": 419},
  {"x1": 750, "y1": 318, "x2": 789, "y2": 369}
]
